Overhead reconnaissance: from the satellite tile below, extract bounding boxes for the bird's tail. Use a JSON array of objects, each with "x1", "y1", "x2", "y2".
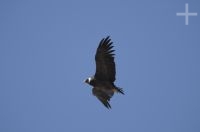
[{"x1": 115, "y1": 87, "x2": 124, "y2": 95}]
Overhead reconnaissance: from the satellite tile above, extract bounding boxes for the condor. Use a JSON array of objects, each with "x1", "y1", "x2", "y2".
[{"x1": 84, "y1": 36, "x2": 124, "y2": 109}]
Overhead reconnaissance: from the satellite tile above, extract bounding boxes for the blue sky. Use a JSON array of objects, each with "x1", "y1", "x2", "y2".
[{"x1": 0, "y1": 0, "x2": 200, "y2": 132}]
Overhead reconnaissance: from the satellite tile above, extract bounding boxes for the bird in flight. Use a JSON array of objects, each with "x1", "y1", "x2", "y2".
[{"x1": 84, "y1": 36, "x2": 124, "y2": 109}]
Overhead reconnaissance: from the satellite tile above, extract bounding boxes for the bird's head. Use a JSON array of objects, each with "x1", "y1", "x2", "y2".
[{"x1": 84, "y1": 77, "x2": 93, "y2": 85}]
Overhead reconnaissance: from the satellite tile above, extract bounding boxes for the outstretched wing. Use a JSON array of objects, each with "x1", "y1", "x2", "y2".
[
  {"x1": 92, "y1": 87, "x2": 112, "y2": 109},
  {"x1": 95, "y1": 36, "x2": 116, "y2": 82}
]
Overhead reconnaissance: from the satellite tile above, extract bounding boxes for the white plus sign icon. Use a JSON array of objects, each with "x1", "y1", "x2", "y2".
[{"x1": 176, "y1": 3, "x2": 198, "y2": 25}]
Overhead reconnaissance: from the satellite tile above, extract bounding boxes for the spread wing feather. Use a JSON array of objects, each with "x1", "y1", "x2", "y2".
[
  {"x1": 95, "y1": 36, "x2": 116, "y2": 82},
  {"x1": 92, "y1": 88, "x2": 112, "y2": 109}
]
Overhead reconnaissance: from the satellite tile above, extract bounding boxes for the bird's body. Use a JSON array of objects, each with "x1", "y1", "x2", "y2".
[{"x1": 84, "y1": 36, "x2": 124, "y2": 109}]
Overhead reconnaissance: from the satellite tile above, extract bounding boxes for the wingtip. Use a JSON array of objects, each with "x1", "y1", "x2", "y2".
[
  {"x1": 105, "y1": 103, "x2": 112, "y2": 109},
  {"x1": 105, "y1": 36, "x2": 111, "y2": 42},
  {"x1": 102, "y1": 100, "x2": 112, "y2": 109},
  {"x1": 105, "y1": 35, "x2": 110, "y2": 39},
  {"x1": 97, "y1": 36, "x2": 113, "y2": 51}
]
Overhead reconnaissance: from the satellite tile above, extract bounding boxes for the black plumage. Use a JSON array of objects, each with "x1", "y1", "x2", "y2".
[{"x1": 84, "y1": 36, "x2": 124, "y2": 109}]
